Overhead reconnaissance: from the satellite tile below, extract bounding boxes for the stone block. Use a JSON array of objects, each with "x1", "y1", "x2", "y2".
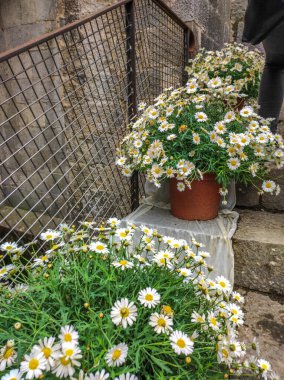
[
  {"x1": 236, "y1": 182, "x2": 260, "y2": 208},
  {"x1": 261, "y1": 169, "x2": 284, "y2": 211},
  {"x1": 233, "y1": 209, "x2": 284, "y2": 295}
]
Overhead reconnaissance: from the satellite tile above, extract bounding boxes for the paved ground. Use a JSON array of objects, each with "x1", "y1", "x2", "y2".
[{"x1": 237, "y1": 288, "x2": 284, "y2": 377}]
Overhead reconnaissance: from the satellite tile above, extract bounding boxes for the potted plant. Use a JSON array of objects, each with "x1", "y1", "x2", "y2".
[
  {"x1": 116, "y1": 77, "x2": 284, "y2": 220},
  {"x1": 186, "y1": 43, "x2": 264, "y2": 105}
]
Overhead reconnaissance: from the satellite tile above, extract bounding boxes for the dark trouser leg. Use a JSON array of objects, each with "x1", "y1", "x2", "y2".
[{"x1": 258, "y1": 22, "x2": 284, "y2": 133}]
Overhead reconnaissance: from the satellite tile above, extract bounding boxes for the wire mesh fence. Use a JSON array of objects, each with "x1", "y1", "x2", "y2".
[{"x1": 0, "y1": 0, "x2": 191, "y2": 259}]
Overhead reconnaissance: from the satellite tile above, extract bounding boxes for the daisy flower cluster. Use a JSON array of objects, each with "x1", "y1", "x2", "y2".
[
  {"x1": 0, "y1": 219, "x2": 278, "y2": 379},
  {"x1": 116, "y1": 64, "x2": 284, "y2": 197},
  {"x1": 186, "y1": 43, "x2": 264, "y2": 101}
]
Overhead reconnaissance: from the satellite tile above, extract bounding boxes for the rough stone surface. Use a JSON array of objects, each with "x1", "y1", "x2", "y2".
[
  {"x1": 233, "y1": 209, "x2": 284, "y2": 295},
  {"x1": 236, "y1": 183, "x2": 260, "y2": 208},
  {"x1": 237, "y1": 288, "x2": 284, "y2": 377}
]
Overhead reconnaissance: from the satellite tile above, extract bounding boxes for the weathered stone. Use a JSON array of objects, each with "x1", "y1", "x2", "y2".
[
  {"x1": 233, "y1": 209, "x2": 284, "y2": 295},
  {"x1": 261, "y1": 169, "x2": 284, "y2": 211},
  {"x1": 236, "y1": 183, "x2": 260, "y2": 208},
  {"x1": 237, "y1": 288, "x2": 284, "y2": 377}
]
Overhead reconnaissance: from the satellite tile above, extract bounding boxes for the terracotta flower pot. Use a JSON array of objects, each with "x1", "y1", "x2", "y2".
[{"x1": 170, "y1": 174, "x2": 221, "y2": 221}]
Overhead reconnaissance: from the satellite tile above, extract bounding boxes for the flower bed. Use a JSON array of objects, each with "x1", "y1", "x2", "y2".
[{"x1": 0, "y1": 220, "x2": 277, "y2": 379}]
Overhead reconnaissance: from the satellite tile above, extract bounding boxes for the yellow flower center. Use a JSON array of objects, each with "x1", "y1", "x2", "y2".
[
  {"x1": 42, "y1": 347, "x2": 52, "y2": 358},
  {"x1": 157, "y1": 318, "x2": 166, "y2": 327},
  {"x1": 210, "y1": 317, "x2": 217, "y2": 326},
  {"x1": 120, "y1": 307, "x2": 130, "y2": 318},
  {"x1": 29, "y1": 358, "x2": 39, "y2": 370},
  {"x1": 3, "y1": 348, "x2": 14, "y2": 359},
  {"x1": 0, "y1": 268, "x2": 7, "y2": 275},
  {"x1": 197, "y1": 316, "x2": 204, "y2": 323},
  {"x1": 41, "y1": 256, "x2": 48, "y2": 261},
  {"x1": 112, "y1": 349, "x2": 122, "y2": 360},
  {"x1": 176, "y1": 339, "x2": 186, "y2": 348},
  {"x1": 222, "y1": 349, "x2": 229, "y2": 358},
  {"x1": 46, "y1": 235, "x2": 53, "y2": 240},
  {"x1": 261, "y1": 363, "x2": 269, "y2": 370},
  {"x1": 120, "y1": 232, "x2": 127, "y2": 238},
  {"x1": 162, "y1": 305, "x2": 173, "y2": 315},
  {"x1": 65, "y1": 349, "x2": 74, "y2": 357},
  {"x1": 96, "y1": 245, "x2": 104, "y2": 251},
  {"x1": 119, "y1": 260, "x2": 128, "y2": 266},
  {"x1": 10, "y1": 378, "x2": 17, "y2": 380},
  {"x1": 266, "y1": 183, "x2": 272, "y2": 188},
  {"x1": 219, "y1": 281, "x2": 226, "y2": 288},
  {"x1": 60, "y1": 356, "x2": 70, "y2": 366},
  {"x1": 231, "y1": 309, "x2": 238, "y2": 315},
  {"x1": 64, "y1": 333, "x2": 72, "y2": 342},
  {"x1": 145, "y1": 294, "x2": 154, "y2": 301},
  {"x1": 5, "y1": 246, "x2": 13, "y2": 251}
]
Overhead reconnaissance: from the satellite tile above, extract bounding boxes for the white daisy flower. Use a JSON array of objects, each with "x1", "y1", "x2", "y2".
[
  {"x1": 115, "y1": 228, "x2": 132, "y2": 242},
  {"x1": 191, "y1": 311, "x2": 206, "y2": 324},
  {"x1": 0, "y1": 265, "x2": 15, "y2": 279},
  {"x1": 233, "y1": 63, "x2": 243, "y2": 72},
  {"x1": 195, "y1": 112, "x2": 208, "y2": 122},
  {"x1": 114, "y1": 374, "x2": 138, "y2": 380},
  {"x1": 153, "y1": 252, "x2": 174, "y2": 269},
  {"x1": 151, "y1": 164, "x2": 164, "y2": 178},
  {"x1": 0, "y1": 242, "x2": 18, "y2": 252},
  {"x1": 226, "y1": 303, "x2": 244, "y2": 319},
  {"x1": 59, "y1": 325, "x2": 79, "y2": 345},
  {"x1": 162, "y1": 236, "x2": 175, "y2": 245},
  {"x1": 1, "y1": 369, "x2": 22, "y2": 380},
  {"x1": 207, "y1": 312, "x2": 220, "y2": 331},
  {"x1": 227, "y1": 157, "x2": 240, "y2": 170},
  {"x1": 208, "y1": 77, "x2": 222, "y2": 88},
  {"x1": 170, "y1": 239, "x2": 184, "y2": 250},
  {"x1": 169, "y1": 331, "x2": 194, "y2": 355},
  {"x1": 121, "y1": 167, "x2": 132, "y2": 177},
  {"x1": 138, "y1": 102, "x2": 146, "y2": 111},
  {"x1": 148, "y1": 108, "x2": 159, "y2": 119},
  {"x1": 192, "y1": 133, "x2": 200, "y2": 144},
  {"x1": 257, "y1": 359, "x2": 271, "y2": 374},
  {"x1": 178, "y1": 267, "x2": 192, "y2": 278},
  {"x1": 256, "y1": 133, "x2": 268, "y2": 144},
  {"x1": 149, "y1": 312, "x2": 173, "y2": 334},
  {"x1": 52, "y1": 344, "x2": 82, "y2": 378},
  {"x1": 32, "y1": 254, "x2": 51, "y2": 268},
  {"x1": 177, "y1": 182, "x2": 185, "y2": 192},
  {"x1": 0, "y1": 342, "x2": 17, "y2": 371},
  {"x1": 116, "y1": 157, "x2": 127, "y2": 166},
  {"x1": 214, "y1": 122, "x2": 226, "y2": 134},
  {"x1": 215, "y1": 276, "x2": 232, "y2": 294},
  {"x1": 112, "y1": 260, "x2": 134, "y2": 270},
  {"x1": 224, "y1": 111, "x2": 236, "y2": 123},
  {"x1": 87, "y1": 369, "x2": 109, "y2": 380},
  {"x1": 89, "y1": 241, "x2": 109, "y2": 255},
  {"x1": 107, "y1": 218, "x2": 120, "y2": 227},
  {"x1": 40, "y1": 230, "x2": 61, "y2": 241},
  {"x1": 230, "y1": 315, "x2": 244, "y2": 326},
  {"x1": 140, "y1": 225, "x2": 153, "y2": 236},
  {"x1": 111, "y1": 298, "x2": 137, "y2": 328},
  {"x1": 167, "y1": 134, "x2": 177, "y2": 141},
  {"x1": 186, "y1": 82, "x2": 198, "y2": 93},
  {"x1": 262, "y1": 180, "x2": 276, "y2": 193},
  {"x1": 240, "y1": 106, "x2": 254, "y2": 118},
  {"x1": 166, "y1": 105, "x2": 174, "y2": 116},
  {"x1": 209, "y1": 131, "x2": 218, "y2": 142},
  {"x1": 232, "y1": 291, "x2": 244, "y2": 303},
  {"x1": 105, "y1": 343, "x2": 128, "y2": 367},
  {"x1": 31, "y1": 337, "x2": 61, "y2": 370},
  {"x1": 138, "y1": 287, "x2": 161, "y2": 308},
  {"x1": 20, "y1": 352, "x2": 47, "y2": 379}
]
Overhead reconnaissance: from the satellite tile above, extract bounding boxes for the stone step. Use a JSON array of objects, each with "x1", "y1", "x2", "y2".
[
  {"x1": 237, "y1": 287, "x2": 284, "y2": 377},
  {"x1": 233, "y1": 209, "x2": 284, "y2": 295}
]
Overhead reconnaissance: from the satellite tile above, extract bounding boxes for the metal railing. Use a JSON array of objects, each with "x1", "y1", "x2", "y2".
[{"x1": 0, "y1": 0, "x2": 192, "y2": 255}]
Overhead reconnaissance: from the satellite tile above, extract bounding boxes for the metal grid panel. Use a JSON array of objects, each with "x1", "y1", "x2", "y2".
[{"x1": 0, "y1": 0, "x2": 189, "y2": 259}]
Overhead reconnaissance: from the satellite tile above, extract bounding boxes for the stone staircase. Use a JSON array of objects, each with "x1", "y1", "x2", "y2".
[{"x1": 232, "y1": 124, "x2": 284, "y2": 375}]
